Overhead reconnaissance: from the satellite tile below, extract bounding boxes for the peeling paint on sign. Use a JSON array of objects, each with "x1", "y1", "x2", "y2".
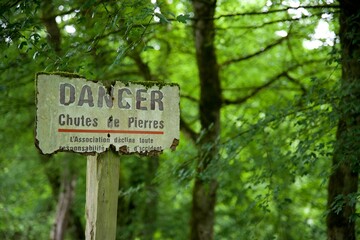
[{"x1": 35, "y1": 73, "x2": 180, "y2": 155}]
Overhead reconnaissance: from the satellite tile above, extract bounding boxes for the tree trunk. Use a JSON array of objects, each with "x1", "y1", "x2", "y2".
[
  {"x1": 39, "y1": 155, "x2": 84, "y2": 240},
  {"x1": 41, "y1": 2, "x2": 83, "y2": 238},
  {"x1": 142, "y1": 156, "x2": 159, "y2": 239},
  {"x1": 41, "y1": 0, "x2": 61, "y2": 54},
  {"x1": 130, "y1": 48, "x2": 160, "y2": 240},
  {"x1": 50, "y1": 174, "x2": 76, "y2": 240},
  {"x1": 327, "y1": 1, "x2": 360, "y2": 239},
  {"x1": 190, "y1": 1, "x2": 221, "y2": 239}
]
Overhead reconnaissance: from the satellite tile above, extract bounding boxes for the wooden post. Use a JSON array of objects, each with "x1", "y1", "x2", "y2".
[{"x1": 85, "y1": 151, "x2": 120, "y2": 240}]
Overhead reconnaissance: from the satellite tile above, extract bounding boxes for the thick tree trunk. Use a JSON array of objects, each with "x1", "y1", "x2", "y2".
[
  {"x1": 190, "y1": 1, "x2": 221, "y2": 239},
  {"x1": 327, "y1": 1, "x2": 360, "y2": 239}
]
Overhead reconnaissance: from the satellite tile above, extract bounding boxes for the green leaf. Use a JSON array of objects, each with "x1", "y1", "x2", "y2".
[
  {"x1": 18, "y1": 41, "x2": 27, "y2": 49},
  {"x1": 176, "y1": 13, "x2": 190, "y2": 23},
  {"x1": 166, "y1": 11, "x2": 176, "y2": 18},
  {"x1": 112, "y1": 47, "x2": 127, "y2": 66},
  {"x1": 32, "y1": 51, "x2": 40, "y2": 59},
  {"x1": 143, "y1": 45, "x2": 154, "y2": 51},
  {"x1": 30, "y1": 33, "x2": 41, "y2": 43},
  {"x1": 155, "y1": 13, "x2": 170, "y2": 24}
]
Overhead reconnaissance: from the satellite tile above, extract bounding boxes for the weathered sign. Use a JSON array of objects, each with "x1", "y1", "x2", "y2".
[{"x1": 35, "y1": 73, "x2": 180, "y2": 155}]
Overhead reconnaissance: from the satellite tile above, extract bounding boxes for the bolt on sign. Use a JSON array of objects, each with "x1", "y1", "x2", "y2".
[{"x1": 35, "y1": 73, "x2": 180, "y2": 155}]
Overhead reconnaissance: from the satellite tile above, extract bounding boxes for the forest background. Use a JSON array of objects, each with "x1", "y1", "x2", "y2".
[{"x1": 1, "y1": 0, "x2": 359, "y2": 239}]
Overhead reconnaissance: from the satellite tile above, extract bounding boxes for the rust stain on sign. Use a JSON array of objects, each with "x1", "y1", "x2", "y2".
[{"x1": 35, "y1": 73, "x2": 180, "y2": 155}]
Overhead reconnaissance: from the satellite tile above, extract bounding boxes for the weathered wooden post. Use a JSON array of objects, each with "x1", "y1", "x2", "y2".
[
  {"x1": 85, "y1": 152, "x2": 119, "y2": 240},
  {"x1": 35, "y1": 73, "x2": 180, "y2": 240}
]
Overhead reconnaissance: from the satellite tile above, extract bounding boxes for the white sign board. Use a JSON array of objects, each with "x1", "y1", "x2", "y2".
[{"x1": 35, "y1": 73, "x2": 180, "y2": 155}]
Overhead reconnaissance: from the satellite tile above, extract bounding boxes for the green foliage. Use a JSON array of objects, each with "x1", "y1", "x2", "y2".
[{"x1": 176, "y1": 14, "x2": 191, "y2": 23}]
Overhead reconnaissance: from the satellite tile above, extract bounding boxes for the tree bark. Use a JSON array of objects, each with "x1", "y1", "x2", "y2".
[
  {"x1": 39, "y1": 155, "x2": 84, "y2": 240},
  {"x1": 142, "y1": 156, "x2": 159, "y2": 239},
  {"x1": 327, "y1": 1, "x2": 360, "y2": 239},
  {"x1": 50, "y1": 175, "x2": 76, "y2": 240},
  {"x1": 41, "y1": 2, "x2": 83, "y2": 238},
  {"x1": 130, "y1": 47, "x2": 160, "y2": 240},
  {"x1": 41, "y1": 0, "x2": 61, "y2": 54},
  {"x1": 190, "y1": 1, "x2": 221, "y2": 239}
]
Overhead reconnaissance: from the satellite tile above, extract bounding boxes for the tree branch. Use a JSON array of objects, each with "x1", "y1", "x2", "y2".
[
  {"x1": 220, "y1": 36, "x2": 288, "y2": 67},
  {"x1": 284, "y1": 72, "x2": 307, "y2": 95},
  {"x1": 222, "y1": 59, "x2": 326, "y2": 105},
  {"x1": 0, "y1": 0, "x2": 22, "y2": 15},
  {"x1": 181, "y1": 94, "x2": 199, "y2": 103},
  {"x1": 216, "y1": 11, "x2": 327, "y2": 30},
  {"x1": 223, "y1": 72, "x2": 285, "y2": 105},
  {"x1": 213, "y1": 4, "x2": 340, "y2": 20}
]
